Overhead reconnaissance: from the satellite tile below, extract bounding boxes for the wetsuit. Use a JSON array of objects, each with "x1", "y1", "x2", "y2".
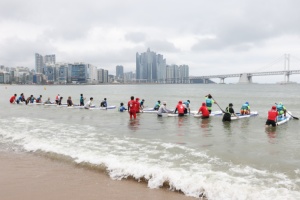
[{"x1": 222, "y1": 107, "x2": 234, "y2": 122}]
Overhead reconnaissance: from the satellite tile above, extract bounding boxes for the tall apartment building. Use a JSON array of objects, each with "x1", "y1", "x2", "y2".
[
  {"x1": 178, "y1": 65, "x2": 189, "y2": 83},
  {"x1": 35, "y1": 53, "x2": 56, "y2": 74},
  {"x1": 97, "y1": 68, "x2": 109, "y2": 84},
  {"x1": 35, "y1": 53, "x2": 44, "y2": 73},
  {"x1": 116, "y1": 65, "x2": 124, "y2": 80},
  {"x1": 136, "y1": 48, "x2": 166, "y2": 83}
]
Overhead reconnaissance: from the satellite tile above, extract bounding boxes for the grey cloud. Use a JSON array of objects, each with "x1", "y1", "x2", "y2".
[
  {"x1": 145, "y1": 40, "x2": 179, "y2": 53},
  {"x1": 125, "y1": 32, "x2": 146, "y2": 43}
]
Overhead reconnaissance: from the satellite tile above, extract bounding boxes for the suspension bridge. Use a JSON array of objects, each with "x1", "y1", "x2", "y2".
[{"x1": 189, "y1": 54, "x2": 300, "y2": 84}]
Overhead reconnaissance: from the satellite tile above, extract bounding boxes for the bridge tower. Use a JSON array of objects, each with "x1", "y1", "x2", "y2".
[
  {"x1": 238, "y1": 73, "x2": 252, "y2": 84},
  {"x1": 284, "y1": 54, "x2": 290, "y2": 83}
]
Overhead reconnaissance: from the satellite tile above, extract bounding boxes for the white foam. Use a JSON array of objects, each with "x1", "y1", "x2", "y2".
[{"x1": 0, "y1": 117, "x2": 300, "y2": 199}]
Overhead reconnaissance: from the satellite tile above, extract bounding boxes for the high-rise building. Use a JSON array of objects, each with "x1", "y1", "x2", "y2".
[
  {"x1": 136, "y1": 48, "x2": 166, "y2": 83},
  {"x1": 35, "y1": 53, "x2": 44, "y2": 73},
  {"x1": 166, "y1": 65, "x2": 179, "y2": 83},
  {"x1": 178, "y1": 65, "x2": 189, "y2": 83},
  {"x1": 35, "y1": 53, "x2": 56, "y2": 74},
  {"x1": 44, "y1": 54, "x2": 56, "y2": 64},
  {"x1": 97, "y1": 68, "x2": 109, "y2": 83},
  {"x1": 116, "y1": 65, "x2": 124, "y2": 80}
]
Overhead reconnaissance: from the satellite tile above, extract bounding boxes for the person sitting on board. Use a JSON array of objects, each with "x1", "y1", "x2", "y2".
[
  {"x1": 265, "y1": 106, "x2": 278, "y2": 127},
  {"x1": 36, "y1": 95, "x2": 43, "y2": 103},
  {"x1": 84, "y1": 97, "x2": 94, "y2": 109},
  {"x1": 240, "y1": 102, "x2": 250, "y2": 115},
  {"x1": 9, "y1": 94, "x2": 17, "y2": 104},
  {"x1": 157, "y1": 101, "x2": 172, "y2": 117},
  {"x1": 55, "y1": 94, "x2": 60, "y2": 104},
  {"x1": 16, "y1": 93, "x2": 25, "y2": 104},
  {"x1": 197, "y1": 102, "x2": 210, "y2": 119},
  {"x1": 80, "y1": 94, "x2": 85, "y2": 106},
  {"x1": 67, "y1": 96, "x2": 74, "y2": 106},
  {"x1": 135, "y1": 98, "x2": 141, "y2": 113},
  {"x1": 222, "y1": 103, "x2": 238, "y2": 122},
  {"x1": 57, "y1": 97, "x2": 63, "y2": 105},
  {"x1": 44, "y1": 97, "x2": 52, "y2": 104},
  {"x1": 100, "y1": 98, "x2": 107, "y2": 108},
  {"x1": 25, "y1": 95, "x2": 34, "y2": 105},
  {"x1": 154, "y1": 100, "x2": 161, "y2": 111},
  {"x1": 183, "y1": 100, "x2": 191, "y2": 114},
  {"x1": 140, "y1": 99, "x2": 145, "y2": 110},
  {"x1": 205, "y1": 94, "x2": 216, "y2": 114},
  {"x1": 128, "y1": 96, "x2": 137, "y2": 119},
  {"x1": 119, "y1": 102, "x2": 127, "y2": 112},
  {"x1": 276, "y1": 102, "x2": 286, "y2": 118},
  {"x1": 174, "y1": 100, "x2": 185, "y2": 117}
]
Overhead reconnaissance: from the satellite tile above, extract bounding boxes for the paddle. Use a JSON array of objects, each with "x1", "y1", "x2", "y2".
[
  {"x1": 209, "y1": 95, "x2": 226, "y2": 113},
  {"x1": 287, "y1": 111, "x2": 299, "y2": 120},
  {"x1": 275, "y1": 103, "x2": 299, "y2": 120}
]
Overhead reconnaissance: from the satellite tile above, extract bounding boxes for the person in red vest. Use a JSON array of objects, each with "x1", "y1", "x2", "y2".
[
  {"x1": 128, "y1": 96, "x2": 137, "y2": 119},
  {"x1": 9, "y1": 94, "x2": 17, "y2": 103},
  {"x1": 265, "y1": 106, "x2": 278, "y2": 127},
  {"x1": 197, "y1": 102, "x2": 210, "y2": 119},
  {"x1": 174, "y1": 100, "x2": 185, "y2": 116},
  {"x1": 135, "y1": 97, "x2": 141, "y2": 113}
]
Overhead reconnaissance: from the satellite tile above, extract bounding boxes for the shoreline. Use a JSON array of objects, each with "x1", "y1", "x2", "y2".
[{"x1": 0, "y1": 150, "x2": 197, "y2": 200}]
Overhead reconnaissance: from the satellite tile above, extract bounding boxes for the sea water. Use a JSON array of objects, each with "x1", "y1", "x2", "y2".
[{"x1": 0, "y1": 84, "x2": 299, "y2": 200}]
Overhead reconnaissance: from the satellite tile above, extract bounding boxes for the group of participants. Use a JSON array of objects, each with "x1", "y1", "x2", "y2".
[
  {"x1": 9, "y1": 93, "x2": 109, "y2": 109},
  {"x1": 9, "y1": 93, "x2": 288, "y2": 126}
]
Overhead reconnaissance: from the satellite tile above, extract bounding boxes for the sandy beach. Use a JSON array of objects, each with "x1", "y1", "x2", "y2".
[{"x1": 0, "y1": 151, "x2": 196, "y2": 200}]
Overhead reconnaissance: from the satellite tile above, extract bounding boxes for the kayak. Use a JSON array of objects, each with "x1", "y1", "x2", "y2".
[
  {"x1": 193, "y1": 110, "x2": 223, "y2": 118},
  {"x1": 231, "y1": 111, "x2": 258, "y2": 120},
  {"x1": 276, "y1": 114, "x2": 292, "y2": 126}
]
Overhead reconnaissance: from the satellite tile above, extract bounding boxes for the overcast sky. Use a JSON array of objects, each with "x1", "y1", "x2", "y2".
[{"x1": 1, "y1": 0, "x2": 300, "y2": 83}]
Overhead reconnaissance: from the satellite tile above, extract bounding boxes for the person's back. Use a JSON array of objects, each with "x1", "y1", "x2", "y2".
[
  {"x1": 222, "y1": 103, "x2": 235, "y2": 122},
  {"x1": 67, "y1": 97, "x2": 73, "y2": 106},
  {"x1": 128, "y1": 96, "x2": 137, "y2": 119},
  {"x1": 266, "y1": 106, "x2": 278, "y2": 127},
  {"x1": 198, "y1": 103, "x2": 209, "y2": 118},
  {"x1": 175, "y1": 101, "x2": 185, "y2": 116},
  {"x1": 100, "y1": 98, "x2": 107, "y2": 107},
  {"x1": 10, "y1": 94, "x2": 17, "y2": 103},
  {"x1": 119, "y1": 103, "x2": 127, "y2": 112},
  {"x1": 135, "y1": 98, "x2": 140, "y2": 113},
  {"x1": 154, "y1": 101, "x2": 161, "y2": 110},
  {"x1": 205, "y1": 94, "x2": 215, "y2": 113},
  {"x1": 80, "y1": 94, "x2": 84, "y2": 106},
  {"x1": 157, "y1": 102, "x2": 170, "y2": 116}
]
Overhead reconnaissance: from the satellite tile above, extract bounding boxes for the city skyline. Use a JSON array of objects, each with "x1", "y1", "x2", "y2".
[{"x1": 1, "y1": 0, "x2": 300, "y2": 83}]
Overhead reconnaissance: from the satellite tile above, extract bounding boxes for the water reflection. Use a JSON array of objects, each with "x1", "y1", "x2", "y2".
[
  {"x1": 265, "y1": 127, "x2": 277, "y2": 143},
  {"x1": 128, "y1": 119, "x2": 140, "y2": 131}
]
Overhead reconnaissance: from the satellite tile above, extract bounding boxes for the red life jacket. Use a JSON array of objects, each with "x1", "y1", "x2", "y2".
[
  {"x1": 268, "y1": 110, "x2": 278, "y2": 121},
  {"x1": 200, "y1": 106, "x2": 210, "y2": 117},
  {"x1": 176, "y1": 104, "x2": 185, "y2": 114}
]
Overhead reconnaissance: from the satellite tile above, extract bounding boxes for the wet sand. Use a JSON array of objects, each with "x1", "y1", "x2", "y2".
[{"x1": 0, "y1": 151, "x2": 197, "y2": 200}]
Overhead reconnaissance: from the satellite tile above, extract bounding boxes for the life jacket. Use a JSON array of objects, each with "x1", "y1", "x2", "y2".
[
  {"x1": 241, "y1": 103, "x2": 249, "y2": 110},
  {"x1": 177, "y1": 104, "x2": 185, "y2": 114},
  {"x1": 276, "y1": 104, "x2": 283, "y2": 112},
  {"x1": 206, "y1": 98, "x2": 212, "y2": 107},
  {"x1": 268, "y1": 110, "x2": 277, "y2": 121}
]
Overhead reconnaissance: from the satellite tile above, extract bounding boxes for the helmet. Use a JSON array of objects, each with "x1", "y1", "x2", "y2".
[
  {"x1": 245, "y1": 102, "x2": 249, "y2": 105},
  {"x1": 229, "y1": 103, "x2": 233, "y2": 106},
  {"x1": 272, "y1": 106, "x2": 276, "y2": 109}
]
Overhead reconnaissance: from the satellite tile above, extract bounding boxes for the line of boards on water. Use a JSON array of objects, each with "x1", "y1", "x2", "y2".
[{"x1": 13, "y1": 102, "x2": 294, "y2": 126}]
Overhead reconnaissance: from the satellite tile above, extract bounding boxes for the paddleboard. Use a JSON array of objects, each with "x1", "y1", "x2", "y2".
[
  {"x1": 193, "y1": 110, "x2": 223, "y2": 118},
  {"x1": 89, "y1": 105, "x2": 116, "y2": 110},
  {"x1": 276, "y1": 114, "x2": 292, "y2": 126},
  {"x1": 231, "y1": 111, "x2": 258, "y2": 120}
]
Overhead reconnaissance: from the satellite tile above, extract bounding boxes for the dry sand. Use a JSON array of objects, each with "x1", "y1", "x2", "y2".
[{"x1": 0, "y1": 151, "x2": 197, "y2": 200}]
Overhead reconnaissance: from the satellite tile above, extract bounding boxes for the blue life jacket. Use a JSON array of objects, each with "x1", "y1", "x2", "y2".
[
  {"x1": 119, "y1": 106, "x2": 126, "y2": 112},
  {"x1": 183, "y1": 101, "x2": 189, "y2": 107},
  {"x1": 30, "y1": 97, "x2": 35, "y2": 103},
  {"x1": 206, "y1": 98, "x2": 212, "y2": 107},
  {"x1": 241, "y1": 103, "x2": 249, "y2": 110},
  {"x1": 276, "y1": 104, "x2": 283, "y2": 112}
]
